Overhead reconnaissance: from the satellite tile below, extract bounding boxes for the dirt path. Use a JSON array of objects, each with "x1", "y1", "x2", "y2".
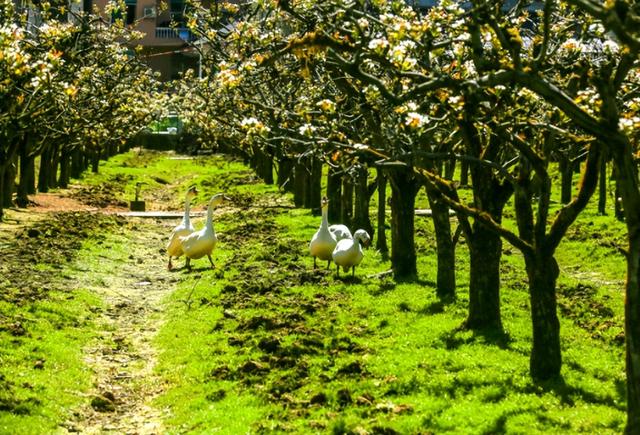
[
  {"x1": 6, "y1": 188, "x2": 181, "y2": 433},
  {"x1": 68, "y1": 218, "x2": 177, "y2": 434}
]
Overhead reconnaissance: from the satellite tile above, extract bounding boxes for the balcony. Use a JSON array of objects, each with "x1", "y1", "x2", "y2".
[{"x1": 155, "y1": 27, "x2": 194, "y2": 41}]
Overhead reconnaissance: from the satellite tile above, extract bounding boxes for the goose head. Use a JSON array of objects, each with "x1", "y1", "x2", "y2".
[
  {"x1": 354, "y1": 229, "x2": 371, "y2": 247},
  {"x1": 321, "y1": 196, "x2": 329, "y2": 209},
  {"x1": 209, "y1": 193, "x2": 227, "y2": 207},
  {"x1": 187, "y1": 186, "x2": 198, "y2": 199}
]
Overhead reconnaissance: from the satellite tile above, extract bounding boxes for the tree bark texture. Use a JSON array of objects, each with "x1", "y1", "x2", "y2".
[
  {"x1": 559, "y1": 159, "x2": 574, "y2": 205},
  {"x1": 526, "y1": 254, "x2": 562, "y2": 381},
  {"x1": 341, "y1": 176, "x2": 353, "y2": 228},
  {"x1": 308, "y1": 158, "x2": 322, "y2": 214},
  {"x1": 2, "y1": 157, "x2": 16, "y2": 208},
  {"x1": 459, "y1": 160, "x2": 469, "y2": 186},
  {"x1": 59, "y1": 150, "x2": 70, "y2": 188},
  {"x1": 598, "y1": 155, "x2": 607, "y2": 215},
  {"x1": 277, "y1": 156, "x2": 294, "y2": 193},
  {"x1": 327, "y1": 165, "x2": 342, "y2": 223},
  {"x1": 71, "y1": 148, "x2": 84, "y2": 179},
  {"x1": 17, "y1": 142, "x2": 35, "y2": 207},
  {"x1": 376, "y1": 169, "x2": 388, "y2": 254},
  {"x1": 38, "y1": 146, "x2": 51, "y2": 193},
  {"x1": 353, "y1": 165, "x2": 373, "y2": 236},
  {"x1": 49, "y1": 143, "x2": 60, "y2": 188},
  {"x1": 610, "y1": 145, "x2": 640, "y2": 434},
  {"x1": 388, "y1": 167, "x2": 419, "y2": 279},
  {"x1": 293, "y1": 160, "x2": 306, "y2": 208},
  {"x1": 425, "y1": 185, "x2": 456, "y2": 300},
  {"x1": 467, "y1": 223, "x2": 503, "y2": 330}
]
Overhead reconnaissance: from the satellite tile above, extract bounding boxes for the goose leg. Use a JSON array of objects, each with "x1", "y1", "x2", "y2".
[
  {"x1": 168, "y1": 257, "x2": 173, "y2": 270},
  {"x1": 185, "y1": 257, "x2": 191, "y2": 271},
  {"x1": 352, "y1": 266, "x2": 355, "y2": 277},
  {"x1": 326, "y1": 260, "x2": 331, "y2": 269},
  {"x1": 313, "y1": 257, "x2": 317, "y2": 269},
  {"x1": 336, "y1": 263, "x2": 340, "y2": 277},
  {"x1": 207, "y1": 254, "x2": 215, "y2": 269}
]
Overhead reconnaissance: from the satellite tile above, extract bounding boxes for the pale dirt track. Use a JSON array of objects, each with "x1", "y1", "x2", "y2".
[{"x1": 3, "y1": 188, "x2": 184, "y2": 434}]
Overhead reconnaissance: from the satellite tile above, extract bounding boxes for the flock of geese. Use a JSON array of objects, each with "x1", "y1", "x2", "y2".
[{"x1": 166, "y1": 188, "x2": 370, "y2": 276}]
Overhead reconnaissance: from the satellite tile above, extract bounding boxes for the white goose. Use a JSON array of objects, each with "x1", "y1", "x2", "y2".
[
  {"x1": 309, "y1": 197, "x2": 337, "y2": 269},
  {"x1": 332, "y1": 229, "x2": 371, "y2": 277},
  {"x1": 329, "y1": 224, "x2": 352, "y2": 242},
  {"x1": 179, "y1": 193, "x2": 226, "y2": 270},
  {"x1": 167, "y1": 186, "x2": 198, "y2": 270}
]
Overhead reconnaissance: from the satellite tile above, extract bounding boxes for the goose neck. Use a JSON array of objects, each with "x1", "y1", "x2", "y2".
[
  {"x1": 205, "y1": 202, "x2": 215, "y2": 231},
  {"x1": 183, "y1": 195, "x2": 192, "y2": 225},
  {"x1": 320, "y1": 206, "x2": 329, "y2": 230}
]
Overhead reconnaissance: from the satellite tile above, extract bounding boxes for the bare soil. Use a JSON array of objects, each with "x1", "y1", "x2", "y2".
[{"x1": 1, "y1": 185, "x2": 181, "y2": 434}]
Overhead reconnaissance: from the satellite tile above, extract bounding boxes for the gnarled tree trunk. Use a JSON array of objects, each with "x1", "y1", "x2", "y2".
[
  {"x1": 387, "y1": 166, "x2": 419, "y2": 279},
  {"x1": 327, "y1": 165, "x2": 342, "y2": 223},
  {"x1": 341, "y1": 176, "x2": 353, "y2": 228},
  {"x1": 376, "y1": 169, "x2": 388, "y2": 254},
  {"x1": 526, "y1": 253, "x2": 562, "y2": 381},
  {"x1": 353, "y1": 165, "x2": 373, "y2": 236},
  {"x1": 425, "y1": 185, "x2": 455, "y2": 300}
]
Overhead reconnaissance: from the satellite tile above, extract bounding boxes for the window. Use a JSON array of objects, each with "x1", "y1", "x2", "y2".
[{"x1": 125, "y1": 0, "x2": 136, "y2": 25}]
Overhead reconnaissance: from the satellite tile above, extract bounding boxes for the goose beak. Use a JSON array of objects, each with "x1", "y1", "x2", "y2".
[{"x1": 223, "y1": 195, "x2": 231, "y2": 201}]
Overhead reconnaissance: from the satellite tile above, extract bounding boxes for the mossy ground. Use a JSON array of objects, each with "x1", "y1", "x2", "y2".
[{"x1": 0, "y1": 149, "x2": 628, "y2": 434}]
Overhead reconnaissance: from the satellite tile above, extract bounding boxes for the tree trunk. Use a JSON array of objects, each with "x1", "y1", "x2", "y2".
[
  {"x1": 614, "y1": 166, "x2": 624, "y2": 221},
  {"x1": 353, "y1": 165, "x2": 373, "y2": 236},
  {"x1": 17, "y1": 142, "x2": 35, "y2": 207},
  {"x1": 91, "y1": 150, "x2": 100, "y2": 173},
  {"x1": 71, "y1": 148, "x2": 83, "y2": 179},
  {"x1": 560, "y1": 159, "x2": 573, "y2": 205},
  {"x1": 0, "y1": 166, "x2": 4, "y2": 220},
  {"x1": 388, "y1": 167, "x2": 419, "y2": 279},
  {"x1": 59, "y1": 150, "x2": 71, "y2": 188},
  {"x1": 293, "y1": 160, "x2": 306, "y2": 207},
  {"x1": 277, "y1": 156, "x2": 294, "y2": 193},
  {"x1": 309, "y1": 158, "x2": 322, "y2": 214},
  {"x1": 341, "y1": 176, "x2": 353, "y2": 228},
  {"x1": 49, "y1": 143, "x2": 60, "y2": 188},
  {"x1": 253, "y1": 146, "x2": 274, "y2": 185},
  {"x1": 426, "y1": 185, "x2": 456, "y2": 300},
  {"x1": 38, "y1": 146, "x2": 51, "y2": 193},
  {"x1": 327, "y1": 165, "x2": 342, "y2": 223},
  {"x1": 610, "y1": 146, "x2": 640, "y2": 434},
  {"x1": 460, "y1": 160, "x2": 469, "y2": 186},
  {"x1": 467, "y1": 223, "x2": 503, "y2": 330},
  {"x1": 2, "y1": 157, "x2": 16, "y2": 208},
  {"x1": 598, "y1": 154, "x2": 607, "y2": 215},
  {"x1": 376, "y1": 169, "x2": 388, "y2": 254},
  {"x1": 526, "y1": 254, "x2": 562, "y2": 381}
]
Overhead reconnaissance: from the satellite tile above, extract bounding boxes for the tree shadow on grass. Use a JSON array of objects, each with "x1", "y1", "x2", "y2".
[
  {"x1": 438, "y1": 324, "x2": 514, "y2": 350},
  {"x1": 528, "y1": 376, "x2": 625, "y2": 410}
]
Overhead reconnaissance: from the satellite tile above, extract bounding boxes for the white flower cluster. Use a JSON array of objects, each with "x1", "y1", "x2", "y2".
[
  {"x1": 368, "y1": 38, "x2": 389, "y2": 53},
  {"x1": 388, "y1": 40, "x2": 417, "y2": 70},
  {"x1": 405, "y1": 112, "x2": 428, "y2": 129},
  {"x1": 240, "y1": 117, "x2": 270, "y2": 135},
  {"x1": 299, "y1": 123, "x2": 317, "y2": 137},
  {"x1": 316, "y1": 99, "x2": 336, "y2": 113}
]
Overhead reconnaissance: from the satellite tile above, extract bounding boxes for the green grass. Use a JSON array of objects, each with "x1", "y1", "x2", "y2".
[
  {"x1": 152, "y1": 152, "x2": 627, "y2": 433},
  {"x1": 0, "y1": 277, "x2": 102, "y2": 434},
  {"x1": 1, "y1": 150, "x2": 629, "y2": 433}
]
